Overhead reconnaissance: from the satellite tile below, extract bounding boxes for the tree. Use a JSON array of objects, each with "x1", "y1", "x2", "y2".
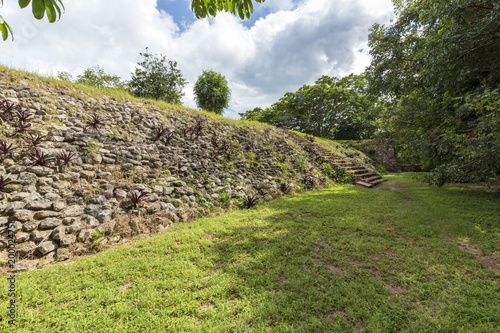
[
  {"x1": 129, "y1": 48, "x2": 187, "y2": 104},
  {"x1": 56, "y1": 71, "x2": 73, "y2": 82},
  {"x1": 366, "y1": 0, "x2": 500, "y2": 185},
  {"x1": 1, "y1": 0, "x2": 265, "y2": 41},
  {"x1": 240, "y1": 74, "x2": 380, "y2": 140},
  {"x1": 191, "y1": 0, "x2": 265, "y2": 20},
  {"x1": 75, "y1": 66, "x2": 125, "y2": 89},
  {"x1": 193, "y1": 70, "x2": 230, "y2": 115}
]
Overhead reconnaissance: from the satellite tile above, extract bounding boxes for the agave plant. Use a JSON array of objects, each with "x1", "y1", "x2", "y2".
[
  {"x1": 15, "y1": 107, "x2": 33, "y2": 123},
  {"x1": 302, "y1": 175, "x2": 315, "y2": 189},
  {"x1": 210, "y1": 135, "x2": 220, "y2": 148},
  {"x1": 242, "y1": 195, "x2": 259, "y2": 209},
  {"x1": 182, "y1": 127, "x2": 192, "y2": 139},
  {"x1": 0, "y1": 140, "x2": 17, "y2": 156},
  {"x1": 14, "y1": 107, "x2": 33, "y2": 133},
  {"x1": 86, "y1": 113, "x2": 106, "y2": 131},
  {"x1": 127, "y1": 191, "x2": 149, "y2": 208},
  {"x1": 16, "y1": 121, "x2": 32, "y2": 133},
  {"x1": 25, "y1": 133, "x2": 46, "y2": 147},
  {"x1": 279, "y1": 182, "x2": 291, "y2": 194},
  {"x1": 29, "y1": 148, "x2": 55, "y2": 167},
  {"x1": 191, "y1": 118, "x2": 204, "y2": 138},
  {"x1": 164, "y1": 131, "x2": 174, "y2": 145},
  {"x1": 0, "y1": 173, "x2": 15, "y2": 192},
  {"x1": 55, "y1": 151, "x2": 75, "y2": 172},
  {"x1": 153, "y1": 126, "x2": 169, "y2": 141},
  {"x1": 0, "y1": 100, "x2": 17, "y2": 121}
]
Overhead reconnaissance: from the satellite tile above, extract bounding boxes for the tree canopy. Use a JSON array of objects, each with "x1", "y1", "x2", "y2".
[
  {"x1": 191, "y1": 0, "x2": 265, "y2": 20},
  {"x1": 240, "y1": 74, "x2": 380, "y2": 140},
  {"x1": 193, "y1": 70, "x2": 231, "y2": 115},
  {"x1": 57, "y1": 66, "x2": 126, "y2": 90},
  {"x1": 366, "y1": 0, "x2": 500, "y2": 185},
  {"x1": 1, "y1": 0, "x2": 265, "y2": 40},
  {"x1": 129, "y1": 48, "x2": 187, "y2": 104}
]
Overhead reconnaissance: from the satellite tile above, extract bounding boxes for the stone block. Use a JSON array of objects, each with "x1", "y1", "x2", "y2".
[
  {"x1": 37, "y1": 241, "x2": 58, "y2": 255},
  {"x1": 25, "y1": 200, "x2": 52, "y2": 211},
  {"x1": 39, "y1": 218, "x2": 63, "y2": 230}
]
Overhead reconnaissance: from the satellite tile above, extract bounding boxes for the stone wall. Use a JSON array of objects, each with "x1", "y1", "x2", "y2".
[
  {"x1": 0, "y1": 70, "x2": 375, "y2": 271},
  {"x1": 352, "y1": 141, "x2": 421, "y2": 172}
]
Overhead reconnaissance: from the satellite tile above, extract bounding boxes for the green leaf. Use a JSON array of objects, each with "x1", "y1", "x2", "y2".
[
  {"x1": 19, "y1": 0, "x2": 31, "y2": 9},
  {"x1": 0, "y1": 15, "x2": 13, "y2": 41},
  {"x1": 55, "y1": 0, "x2": 64, "y2": 11},
  {"x1": 45, "y1": 0, "x2": 57, "y2": 22},
  {"x1": 53, "y1": 0, "x2": 63, "y2": 19},
  {"x1": 32, "y1": 0, "x2": 45, "y2": 20}
]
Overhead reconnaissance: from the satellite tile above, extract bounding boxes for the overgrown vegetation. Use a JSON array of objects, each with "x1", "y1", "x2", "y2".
[{"x1": 366, "y1": 0, "x2": 500, "y2": 185}]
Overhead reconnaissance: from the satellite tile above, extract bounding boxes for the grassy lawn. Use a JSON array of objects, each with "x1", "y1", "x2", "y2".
[{"x1": 1, "y1": 173, "x2": 499, "y2": 332}]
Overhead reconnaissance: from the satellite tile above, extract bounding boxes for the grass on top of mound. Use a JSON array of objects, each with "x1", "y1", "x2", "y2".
[{"x1": 0, "y1": 173, "x2": 499, "y2": 332}]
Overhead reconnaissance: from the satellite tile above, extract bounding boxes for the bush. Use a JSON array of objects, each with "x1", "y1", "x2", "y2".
[
  {"x1": 129, "y1": 48, "x2": 187, "y2": 104},
  {"x1": 193, "y1": 70, "x2": 230, "y2": 115}
]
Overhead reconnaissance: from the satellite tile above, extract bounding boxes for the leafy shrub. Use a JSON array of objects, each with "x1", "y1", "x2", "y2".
[
  {"x1": 55, "y1": 151, "x2": 74, "y2": 172},
  {"x1": 128, "y1": 191, "x2": 149, "y2": 208},
  {"x1": 86, "y1": 114, "x2": 106, "y2": 132},
  {"x1": 164, "y1": 131, "x2": 174, "y2": 145},
  {"x1": 25, "y1": 134, "x2": 45, "y2": 147},
  {"x1": 211, "y1": 135, "x2": 220, "y2": 148},
  {"x1": 321, "y1": 164, "x2": 354, "y2": 184},
  {"x1": 153, "y1": 126, "x2": 169, "y2": 141},
  {"x1": 129, "y1": 48, "x2": 187, "y2": 104},
  {"x1": 75, "y1": 66, "x2": 126, "y2": 89},
  {"x1": 193, "y1": 70, "x2": 231, "y2": 115},
  {"x1": 242, "y1": 195, "x2": 259, "y2": 209},
  {"x1": 0, "y1": 140, "x2": 17, "y2": 156},
  {"x1": 279, "y1": 182, "x2": 291, "y2": 194},
  {"x1": 0, "y1": 100, "x2": 17, "y2": 121},
  {"x1": 29, "y1": 148, "x2": 54, "y2": 167},
  {"x1": 14, "y1": 108, "x2": 33, "y2": 133},
  {"x1": 0, "y1": 173, "x2": 14, "y2": 192}
]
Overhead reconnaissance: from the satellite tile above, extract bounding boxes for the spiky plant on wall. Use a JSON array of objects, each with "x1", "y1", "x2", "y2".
[
  {"x1": 128, "y1": 191, "x2": 149, "y2": 208},
  {"x1": 86, "y1": 113, "x2": 106, "y2": 132},
  {"x1": 242, "y1": 195, "x2": 259, "y2": 209},
  {"x1": 0, "y1": 173, "x2": 14, "y2": 192}
]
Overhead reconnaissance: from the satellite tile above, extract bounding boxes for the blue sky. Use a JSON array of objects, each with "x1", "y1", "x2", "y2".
[{"x1": 0, "y1": 0, "x2": 394, "y2": 119}]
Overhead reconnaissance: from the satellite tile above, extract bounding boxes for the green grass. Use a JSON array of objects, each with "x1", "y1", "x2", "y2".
[{"x1": 1, "y1": 173, "x2": 499, "y2": 332}]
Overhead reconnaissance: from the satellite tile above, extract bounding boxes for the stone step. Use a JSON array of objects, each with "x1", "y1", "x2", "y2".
[
  {"x1": 348, "y1": 169, "x2": 369, "y2": 175},
  {"x1": 371, "y1": 178, "x2": 388, "y2": 186},
  {"x1": 364, "y1": 175, "x2": 383, "y2": 183},
  {"x1": 355, "y1": 172, "x2": 378, "y2": 179},
  {"x1": 355, "y1": 181, "x2": 373, "y2": 188},
  {"x1": 282, "y1": 128, "x2": 386, "y2": 189}
]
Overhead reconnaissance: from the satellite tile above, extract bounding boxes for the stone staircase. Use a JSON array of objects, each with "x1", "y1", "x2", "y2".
[{"x1": 281, "y1": 129, "x2": 387, "y2": 188}]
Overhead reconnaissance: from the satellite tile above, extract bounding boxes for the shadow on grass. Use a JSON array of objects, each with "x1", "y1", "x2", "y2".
[{"x1": 3, "y1": 179, "x2": 500, "y2": 332}]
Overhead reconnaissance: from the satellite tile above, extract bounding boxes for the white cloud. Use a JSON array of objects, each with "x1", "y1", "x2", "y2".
[{"x1": 0, "y1": 0, "x2": 394, "y2": 118}]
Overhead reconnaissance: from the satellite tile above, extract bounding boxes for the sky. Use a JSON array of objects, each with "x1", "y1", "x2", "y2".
[{"x1": 0, "y1": 0, "x2": 394, "y2": 119}]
